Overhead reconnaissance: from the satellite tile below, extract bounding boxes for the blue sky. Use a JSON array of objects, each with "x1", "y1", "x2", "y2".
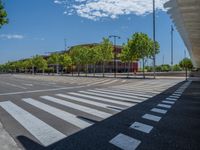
[{"x1": 0, "y1": 0, "x2": 188, "y2": 65}]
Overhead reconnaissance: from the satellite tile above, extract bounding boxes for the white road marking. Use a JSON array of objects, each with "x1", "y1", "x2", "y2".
[
  {"x1": 122, "y1": 80, "x2": 126, "y2": 83},
  {"x1": 162, "y1": 100, "x2": 175, "y2": 104},
  {"x1": 22, "y1": 98, "x2": 92, "y2": 129},
  {"x1": 69, "y1": 92, "x2": 133, "y2": 107},
  {"x1": 56, "y1": 94, "x2": 123, "y2": 111},
  {"x1": 142, "y1": 114, "x2": 161, "y2": 122},
  {"x1": 79, "y1": 91, "x2": 142, "y2": 103},
  {"x1": 103, "y1": 79, "x2": 118, "y2": 85},
  {"x1": 87, "y1": 79, "x2": 111, "y2": 86},
  {"x1": 96, "y1": 89, "x2": 153, "y2": 98},
  {"x1": 109, "y1": 133, "x2": 141, "y2": 150},
  {"x1": 169, "y1": 95, "x2": 179, "y2": 99},
  {"x1": 0, "y1": 86, "x2": 84, "y2": 96},
  {"x1": 166, "y1": 97, "x2": 177, "y2": 101},
  {"x1": 172, "y1": 93, "x2": 181, "y2": 97},
  {"x1": 130, "y1": 122, "x2": 153, "y2": 133},
  {"x1": 151, "y1": 108, "x2": 167, "y2": 114},
  {"x1": 0, "y1": 101, "x2": 66, "y2": 146},
  {"x1": 22, "y1": 84, "x2": 33, "y2": 86},
  {"x1": 41, "y1": 96, "x2": 112, "y2": 119},
  {"x1": 157, "y1": 104, "x2": 172, "y2": 109},
  {"x1": 88, "y1": 90, "x2": 147, "y2": 100},
  {"x1": 0, "y1": 81, "x2": 27, "y2": 89}
]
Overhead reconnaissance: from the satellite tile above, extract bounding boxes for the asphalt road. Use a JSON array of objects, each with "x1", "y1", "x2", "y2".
[{"x1": 0, "y1": 74, "x2": 185, "y2": 150}]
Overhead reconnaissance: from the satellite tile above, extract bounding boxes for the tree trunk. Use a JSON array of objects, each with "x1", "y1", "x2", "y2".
[
  {"x1": 56, "y1": 64, "x2": 59, "y2": 74},
  {"x1": 93, "y1": 64, "x2": 96, "y2": 77},
  {"x1": 71, "y1": 66, "x2": 74, "y2": 76},
  {"x1": 32, "y1": 66, "x2": 34, "y2": 75},
  {"x1": 85, "y1": 64, "x2": 88, "y2": 77},
  {"x1": 185, "y1": 67, "x2": 188, "y2": 81},
  {"x1": 143, "y1": 58, "x2": 145, "y2": 79},
  {"x1": 102, "y1": 61, "x2": 105, "y2": 77},
  {"x1": 127, "y1": 61, "x2": 131, "y2": 78},
  {"x1": 78, "y1": 65, "x2": 80, "y2": 77}
]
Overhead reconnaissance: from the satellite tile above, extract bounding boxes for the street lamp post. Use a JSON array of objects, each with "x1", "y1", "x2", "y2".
[
  {"x1": 153, "y1": 0, "x2": 156, "y2": 79},
  {"x1": 171, "y1": 25, "x2": 174, "y2": 71},
  {"x1": 109, "y1": 35, "x2": 120, "y2": 78},
  {"x1": 64, "y1": 39, "x2": 67, "y2": 51}
]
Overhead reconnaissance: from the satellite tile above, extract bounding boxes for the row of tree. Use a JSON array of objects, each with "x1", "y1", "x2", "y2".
[
  {"x1": 144, "y1": 58, "x2": 193, "y2": 72},
  {"x1": 0, "y1": 33, "x2": 160, "y2": 78}
]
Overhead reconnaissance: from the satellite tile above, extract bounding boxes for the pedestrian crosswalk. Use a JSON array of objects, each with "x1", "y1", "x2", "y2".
[{"x1": 0, "y1": 79, "x2": 183, "y2": 147}]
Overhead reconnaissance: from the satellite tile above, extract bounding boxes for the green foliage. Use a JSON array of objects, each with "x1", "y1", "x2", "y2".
[
  {"x1": 59, "y1": 53, "x2": 72, "y2": 70},
  {"x1": 99, "y1": 38, "x2": 114, "y2": 62},
  {"x1": 47, "y1": 53, "x2": 59, "y2": 65},
  {"x1": 33, "y1": 55, "x2": 47, "y2": 71},
  {"x1": 0, "y1": 0, "x2": 8, "y2": 28},
  {"x1": 179, "y1": 58, "x2": 193, "y2": 70},
  {"x1": 160, "y1": 64, "x2": 171, "y2": 72},
  {"x1": 173, "y1": 64, "x2": 182, "y2": 71}
]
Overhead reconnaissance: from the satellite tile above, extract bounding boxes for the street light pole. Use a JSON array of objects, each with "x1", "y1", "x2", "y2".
[
  {"x1": 109, "y1": 35, "x2": 120, "y2": 78},
  {"x1": 171, "y1": 25, "x2": 174, "y2": 71},
  {"x1": 64, "y1": 39, "x2": 67, "y2": 51},
  {"x1": 153, "y1": 0, "x2": 156, "y2": 79}
]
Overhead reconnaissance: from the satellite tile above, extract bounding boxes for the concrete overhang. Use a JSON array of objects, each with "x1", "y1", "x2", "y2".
[{"x1": 164, "y1": 0, "x2": 200, "y2": 68}]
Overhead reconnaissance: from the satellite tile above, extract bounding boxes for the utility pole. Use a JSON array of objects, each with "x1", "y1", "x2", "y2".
[
  {"x1": 171, "y1": 25, "x2": 174, "y2": 71},
  {"x1": 163, "y1": 55, "x2": 165, "y2": 65},
  {"x1": 153, "y1": 0, "x2": 156, "y2": 79},
  {"x1": 64, "y1": 39, "x2": 67, "y2": 51},
  {"x1": 109, "y1": 35, "x2": 120, "y2": 78}
]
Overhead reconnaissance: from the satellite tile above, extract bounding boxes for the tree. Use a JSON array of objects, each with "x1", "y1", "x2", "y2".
[
  {"x1": 99, "y1": 38, "x2": 114, "y2": 77},
  {"x1": 59, "y1": 53, "x2": 72, "y2": 74},
  {"x1": 120, "y1": 40, "x2": 137, "y2": 77},
  {"x1": 33, "y1": 55, "x2": 47, "y2": 74},
  {"x1": 70, "y1": 46, "x2": 83, "y2": 76},
  {"x1": 88, "y1": 46, "x2": 102, "y2": 76},
  {"x1": 173, "y1": 64, "x2": 181, "y2": 71},
  {"x1": 179, "y1": 58, "x2": 193, "y2": 80},
  {"x1": 129, "y1": 32, "x2": 160, "y2": 78},
  {"x1": 47, "y1": 53, "x2": 60, "y2": 74},
  {"x1": 0, "y1": 0, "x2": 8, "y2": 28},
  {"x1": 160, "y1": 64, "x2": 171, "y2": 72}
]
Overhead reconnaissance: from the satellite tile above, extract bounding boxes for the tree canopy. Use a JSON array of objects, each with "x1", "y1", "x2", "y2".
[{"x1": 0, "y1": 0, "x2": 8, "y2": 28}]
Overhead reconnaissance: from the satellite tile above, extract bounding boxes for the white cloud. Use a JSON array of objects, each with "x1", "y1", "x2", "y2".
[
  {"x1": 0, "y1": 34, "x2": 24, "y2": 40},
  {"x1": 54, "y1": 0, "x2": 169, "y2": 20}
]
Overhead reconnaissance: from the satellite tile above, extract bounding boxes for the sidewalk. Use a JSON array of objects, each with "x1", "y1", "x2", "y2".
[{"x1": 52, "y1": 80, "x2": 200, "y2": 150}]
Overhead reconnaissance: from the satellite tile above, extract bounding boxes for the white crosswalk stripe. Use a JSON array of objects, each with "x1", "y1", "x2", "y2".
[
  {"x1": 56, "y1": 93, "x2": 123, "y2": 111},
  {"x1": 0, "y1": 101, "x2": 66, "y2": 146},
  {"x1": 41, "y1": 96, "x2": 112, "y2": 119},
  {"x1": 22, "y1": 98, "x2": 92, "y2": 129},
  {"x1": 87, "y1": 89, "x2": 147, "y2": 100},
  {"x1": 95, "y1": 88, "x2": 153, "y2": 98},
  {"x1": 79, "y1": 91, "x2": 142, "y2": 103},
  {"x1": 69, "y1": 92, "x2": 133, "y2": 107}
]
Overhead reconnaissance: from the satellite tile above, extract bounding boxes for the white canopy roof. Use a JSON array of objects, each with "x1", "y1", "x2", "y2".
[{"x1": 164, "y1": 0, "x2": 200, "y2": 68}]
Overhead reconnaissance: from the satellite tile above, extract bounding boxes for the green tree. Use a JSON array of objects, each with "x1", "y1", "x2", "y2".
[
  {"x1": 161, "y1": 64, "x2": 171, "y2": 72},
  {"x1": 59, "y1": 53, "x2": 72, "y2": 74},
  {"x1": 120, "y1": 40, "x2": 137, "y2": 77},
  {"x1": 99, "y1": 38, "x2": 114, "y2": 77},
  {"x1": 47, "y1": 53, "x2": 60, "y2": 74},
  {"x1": 0, "y1": 0, "x2": 8, "y2": 28},
  {"x1": 173, "y1": 64, "x2": 181, "y2": 71},
  {"x1": 70, "y1": 46, "x2": 83, "y2": 76},
  {"x1": 88, "y1": 46, "x2": 101, "y2": 76},
  {"x1": 33, "y1": 55, "x2": 47, "y2": 74},
  {"x1": 129, "y1": 32, "x2": 160, "y2": 78},
  {"x1": 179, "y1": 58, "x2": 193, "y2": 80}
]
